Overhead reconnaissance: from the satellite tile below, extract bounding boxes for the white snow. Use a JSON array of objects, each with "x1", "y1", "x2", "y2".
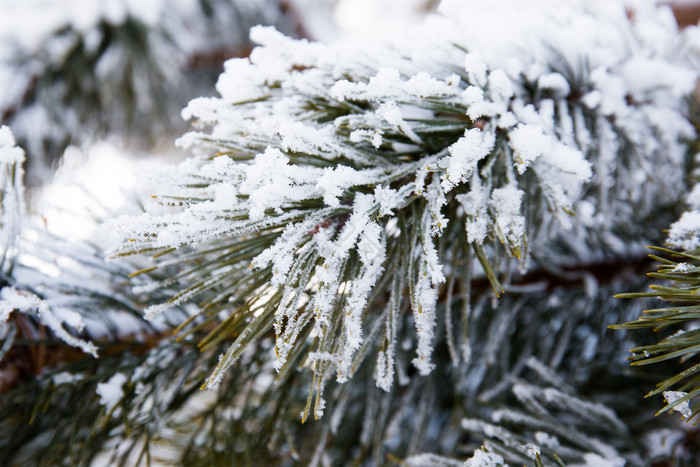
[
  {"x1": 491, "y1": 185, "x2": 525, "y2": 249},
  {"x1": 538, "y1": 73, "x2": 571, "y2": 97},
  {"x1": 534, "y1": 431, "x2": 560, "y2": 448},
  {"x1": 52, "y1": 371, "x2": 84, "y2": 385},
  {"x1": 403, "y1": 453, "x2": 464, "y2": 466},
  {"x1": 644, "y1": 429, "x2": 686, "y2": 458},
  {"x1": 0, "y1": 287, "x2": 98, "y2": 357},
  {"x1": 686, "y1": 183, "x2": 700, "y2": 210},
  {"x1": 443, "y1": 129, "x2": 495, "y2": 192},
  {"x1": 0, "y1": 127, "x2": 25, "y2": 254},
  {"x1": 508, "y1": 124, "x2": 549, "y2": 174},
  {"x1": 668, "y1": 211, "x2": 700, "y2": 251},
  {"x1": 574, "y1": 453, "x2": 625, "y2": 467},
  {"x1": 96, "y1": 372, "x2": 128, "y2": 413},
  {"x1": 465, "y1": 447, "x2": 509, "y2": 467}
]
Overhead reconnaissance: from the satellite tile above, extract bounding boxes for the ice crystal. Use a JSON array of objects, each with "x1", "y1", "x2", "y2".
[{"x1": 663, "y1": 390, "x2": 692, "y2": 419}]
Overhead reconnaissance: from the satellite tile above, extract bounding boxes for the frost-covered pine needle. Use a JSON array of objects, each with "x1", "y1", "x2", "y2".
[{"x1": 111, "y1": 1, "x2": 699, "y2": 403}]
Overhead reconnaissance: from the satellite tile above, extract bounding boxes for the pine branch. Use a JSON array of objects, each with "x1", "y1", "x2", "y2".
[
  {"x1": 614, "y1": 246, "x2": 700, "y2": 424},
  {"x1": 110, "y1": 3, "x2": 697, "y2": 404}
]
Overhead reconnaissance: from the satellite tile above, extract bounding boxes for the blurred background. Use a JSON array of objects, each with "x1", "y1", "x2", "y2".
[
  {"x1": 0, "y1": 0, "x2": 447, "y2": 240},
  {"x1": 0, "y1": 0, "x2": 440, "y2": 183}
]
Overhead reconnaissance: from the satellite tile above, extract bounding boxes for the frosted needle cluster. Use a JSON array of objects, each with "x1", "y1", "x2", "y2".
[{"x1": 110, "y1": 2, "x2": 697, "y2": 411}]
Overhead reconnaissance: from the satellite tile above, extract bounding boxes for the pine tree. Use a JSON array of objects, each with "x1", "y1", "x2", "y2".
[{"x1": 1, "y1": 1, "x2": 700, "y2": 466}]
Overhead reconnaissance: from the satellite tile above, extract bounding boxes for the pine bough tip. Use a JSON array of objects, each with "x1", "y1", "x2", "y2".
[{"x1": 109, "y1": 3, "x2": 700, "y2": 412}]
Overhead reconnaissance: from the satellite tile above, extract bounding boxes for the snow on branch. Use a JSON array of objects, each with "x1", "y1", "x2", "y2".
[{"x1": 111, "y1": 2, "x2": 699, "y2": 401}]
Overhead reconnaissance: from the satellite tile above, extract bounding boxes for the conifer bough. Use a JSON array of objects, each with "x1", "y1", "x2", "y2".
[{"x1": 110, "y1": 2, "x2": 697, "y2": 425}]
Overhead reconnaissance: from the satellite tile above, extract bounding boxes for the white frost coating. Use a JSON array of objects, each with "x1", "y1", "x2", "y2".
[
  {"x1": 96, "y1": 373, "x2": 127, "y2": 413},
  {"x1": 0, "y1": 126, "x2": 15, "y2": 147},
  {"x1": 462, "y1": 84, "x2": 500, "y2": 121},
  {"x1": 487, "y1": 69, "x2": 514, "y2": 100},
  {"x1": 542, "y1": 386, "x2": 627, "y2": 433},
  {"x1": 0, "y1": 287, "x2": 98, "y2": 357},
  {"x1": 279, "y1": 122, "x2": 343, "y2": 157},
  {"x1": 538, "y1": 72, "x2": 570, "y2": 96},
  {"x1": 311, "y1": 194, "x2": 374, "y2": 349},
  {"x1": 403, "y1": 72, "x2": 460, "y2": 98},
  {"x1": 643, "y1": 429, "x2": 685, "y2": 458},
  {"x1": 0, "y1": 126, "x2": 26, "y2": 273},
  {"x1": 464, "y1": 53, "x2": 488, "y2": 86},
  {"x1": 577, "y1": 453, "x2": 625, "y2": 467},
  {"x1": 663, "y1": 391, "x2": 692, "y2": 419},
  {"x1": 241, "y1": 148, "x2": 298, "y2": 220},
  {"x1": 424, "y1": 176, "x2": 449, "y2": 236},
  {"x1": 315, "y1": 396, "x2": 326, "y2": 419},
  {"x1": 375, "y1": 270, "x2": 402, "y2": 391},
  {"x1": 534, "y1": 431, "x2": 560, "y2": 448},
  {"x1": 457, "y1": 176, "x2": 489, "y2": 244},
  {"x1": 350, "y1": 129, "x2": 383, "y2": 149},
  {"x1": 374, "y1": 185, "x2": 401, "y2": 217},
  {"x1": 215, "y1": 58, "x2": 272, "y2": 105},
  {"x1": 687, "y1": 183, "x2": 700, "y2": 210},
  {"x1": 110, "y1": 1, "x2": 700, "y2": 392},
  {"x1": 337, "y1": 221, "x2": 386, "y2": 382},
  {"x1": 251, "y1": 215, "x2": 326, "y2": 286},
  {"x1": 410, "y1": 208, "x2": 445, "y2": 375},
  {"x1": 0, "y1": 126, "x2": 23, "y2": 164},
  {"x1": 316, "y1": 166, "x2": 362, "y2": 207},
  {"x1": 491, "y1": 185, "x2": 525, "y2": 249},
  {"x1": 668, "y1": 211, "x2": 700, "y2": 251},
  {"x1": 443, "y1": 129, "x2": 495, "y2": 192},
  {"x1": 376, "y1": 101, "x2": 422, "y2": 144},
  {"x1": 331, "y1": 67, "x2": 459, "y2": 103},
  {"x1": 621, "y1": 58, "x2": 696, "y2": 98},
  {"x1": 508, "y1": 124, "x2": 549, "y2": 174},
  {"x1": 332, "y1": 67, "x2": 402, "y2": 102},
  {"x1": 403, "y1": 453, "x2": 463, "y2": 466},
  {"x1": 464, "y1": 447, "x2": 509, "y2": 467},
  {"x1": 52, "y1": 371, "x2": 84, "y2": 385}
]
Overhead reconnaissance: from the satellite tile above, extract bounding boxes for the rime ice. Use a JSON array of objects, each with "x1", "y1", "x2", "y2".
[{"x1": 111, "y1": 2, "x2": 699, "y2": 400}]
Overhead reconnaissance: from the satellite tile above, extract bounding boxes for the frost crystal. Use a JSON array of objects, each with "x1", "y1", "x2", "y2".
[
  {"x1": 443, "y1": 129, "x2": 494, "y2": 192},
  {"x1": 0, "y1": 126, "x2": 25, "y2": 271},
  {"x1": 0, "y1": 287, "x2": 98, "y2": 357},
  {"x1": 96, "y1": 373, "x2": 128, "y2": 413},
  {"x1": 509, "y1": 124, "x2": 549, "y2": 173},
  {"x1": 668, "y1": 211, "x2": 700, "y2": 251},
  {"x1": 464, "y1": 447, "x2": 508, "y2": 467}
]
